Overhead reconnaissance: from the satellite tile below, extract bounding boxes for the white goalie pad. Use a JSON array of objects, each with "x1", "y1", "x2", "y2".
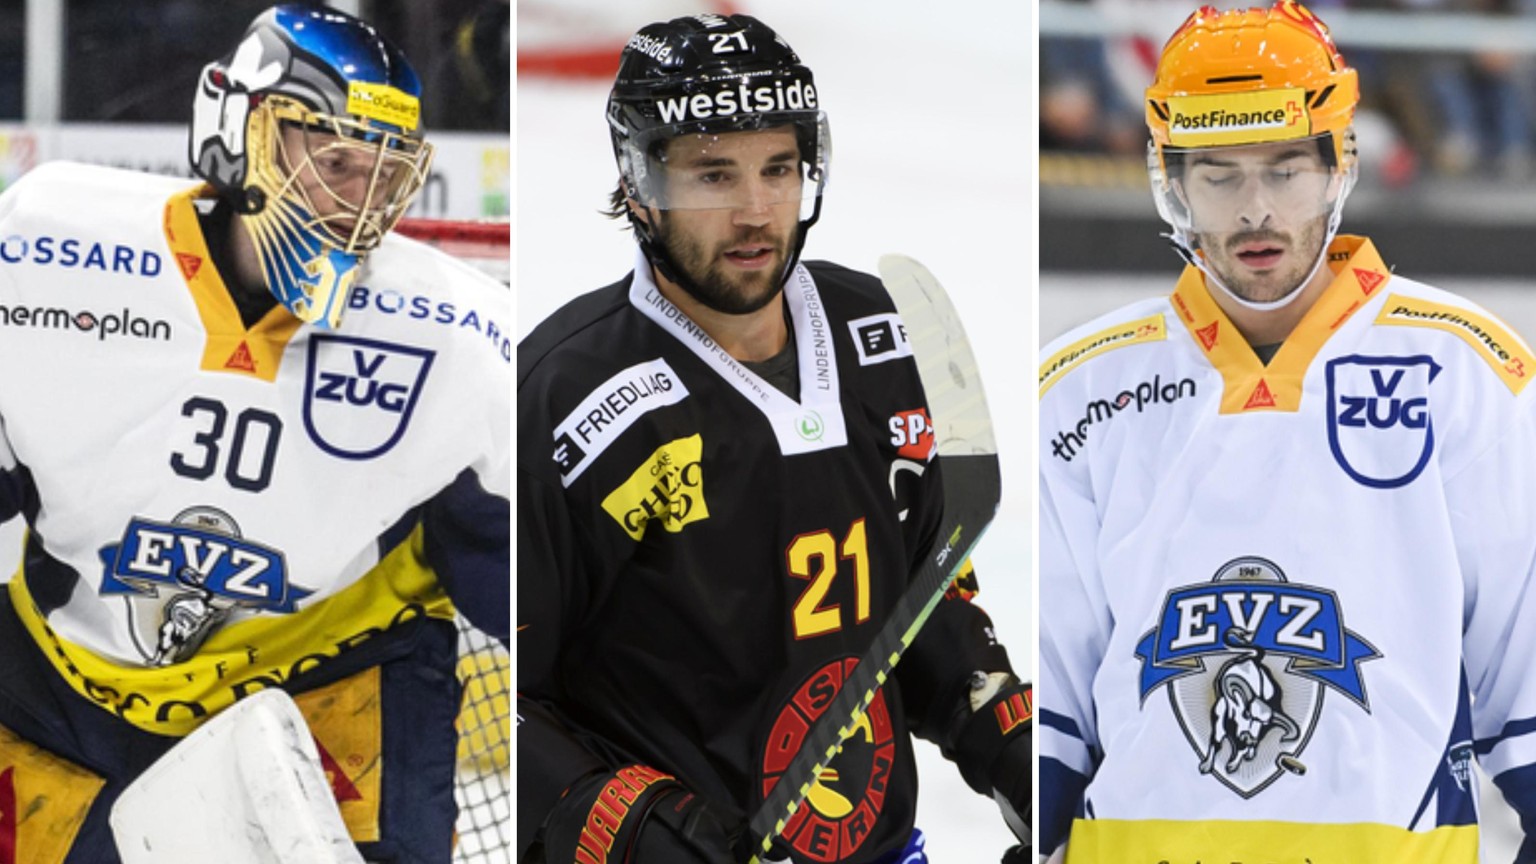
[{"x1": 110, "y1": 688, "x2": 364, "y2": 864}]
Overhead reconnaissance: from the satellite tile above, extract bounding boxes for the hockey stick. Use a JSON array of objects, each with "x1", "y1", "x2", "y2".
[{"x1": 745, "y1": 255, "x2": 1002, "y2": 862}]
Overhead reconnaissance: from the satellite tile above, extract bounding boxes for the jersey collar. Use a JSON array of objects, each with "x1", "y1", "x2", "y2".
[
  {"x1": 162, "y1": 187, "x2": 302, "y2": 382},
  {"x1": 628, "y1": 250, "x2": 849, "y2": 455},
  {"x1": 1171, "y1": 235, "x2": 1391, "y2": 413}
]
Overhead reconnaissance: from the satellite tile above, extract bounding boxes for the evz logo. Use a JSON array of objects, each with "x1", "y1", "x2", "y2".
[
  {"x1": 304, "y1": 335, "x2": 434, "y2": 460},
  {"x1": 1327, "y1": 355, "x2": 1439, "y2": 488},
  {"x1": 99, "y1": 506, "x2": 310, "y2": 666},
  {"x1": 1134, "y1": 557, "x2": 1380, "y2": 798}
]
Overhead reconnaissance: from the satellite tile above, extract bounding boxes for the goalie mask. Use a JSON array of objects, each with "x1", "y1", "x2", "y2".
[
  {"x1": 189, "y1": 4, "x2": 435, "y2": 329},
  {"x1": 607, "y1": 13, "x2": 831, "y2": 300},
  {"x1": 1145, "y1": 1, "x2": 1359, "y2": 310}
]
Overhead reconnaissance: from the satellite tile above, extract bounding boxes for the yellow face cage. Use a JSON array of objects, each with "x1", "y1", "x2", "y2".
[{"x1": 247, "y1": 96, "x2": 435, "y2": 254}]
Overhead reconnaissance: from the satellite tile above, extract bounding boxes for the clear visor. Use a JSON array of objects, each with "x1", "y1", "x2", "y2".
[
  {"x1": 622, "y1": 113, "x2": 830, "y2": 218},
  {"x1": 261, "y1": 100, "x2": 435, "y2": 252},
  {"x1": 1149, "y1": 134, "x2": 1353, "y2": 241}
]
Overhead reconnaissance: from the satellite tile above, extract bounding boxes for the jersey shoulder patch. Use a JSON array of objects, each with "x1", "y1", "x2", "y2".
[
  {"x1": 1373, "y1": 290, "x2": 1535, "y2": 395},
  {"x1": 1040, "y1": 310, "x2": 1169, "y2": 397}
]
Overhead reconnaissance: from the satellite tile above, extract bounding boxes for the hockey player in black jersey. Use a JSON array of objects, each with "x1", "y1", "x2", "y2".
[{"x1": 517, "y1": 14, "x2": 1031, "y2": 864}]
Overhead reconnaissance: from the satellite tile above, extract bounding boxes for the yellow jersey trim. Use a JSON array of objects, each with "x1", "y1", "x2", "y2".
[
  {"x1": 11, "y1": 522, "x2": 456, "y2": 736},
  {"x1": 1375, "y1": 294, "x2": 1535, "y2": 395},
  {"x1": 162, "y1": 187, "x2": 302, "y2": 382},
  {"x1": 1064, "y1": 817, "x2": 1477, "y2": 863},
  {"x1": 1039, "y1": 314, "x2": 1168, "y2": 398},
  {"x1": 1171, "y1": 235, "x2": 1391, "y2": 414}
]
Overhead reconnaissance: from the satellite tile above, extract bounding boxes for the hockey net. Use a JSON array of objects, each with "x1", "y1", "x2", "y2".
[
  {"x1": 519, "y1": 0, "x2": 740, "y2": 79},
  {"x1": 393, "y1": 217, "x2": 511, "y2": 863}
]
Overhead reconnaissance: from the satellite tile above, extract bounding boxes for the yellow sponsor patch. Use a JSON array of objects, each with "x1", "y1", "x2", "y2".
[
  {"x1": 602, "y1": 434, "x2": 709, "y2": 541},
  {"x1": 1375, "y1": 294, "x2": 1534, "y2": 394},
  {"x1": 1166, "y1": 88, "x2": 1311, "y2": 148},
  {"x1": 0, "y1": 723, "x2": 104, "y2": 863},
  {"x1": 1064, "y1": 817, "x2": 1476, "y2": 864},
  {"x1": 1039, "y1": 314, "x2": 1167, "y2": 397},
  {"x1": 346, "y1": 82, "x2": 420, "y2": 131},
  {"x1": 295, "y1": 667, "x2": 383, "y2": 843}
]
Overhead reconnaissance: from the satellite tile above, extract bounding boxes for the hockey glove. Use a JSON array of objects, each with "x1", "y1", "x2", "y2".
[
  {"x1": 543, "y1": 764, "x2": 742, "y2": 864},
  {"x1": 944, "y1": 673, "x2": 1033, "y2": 846}
]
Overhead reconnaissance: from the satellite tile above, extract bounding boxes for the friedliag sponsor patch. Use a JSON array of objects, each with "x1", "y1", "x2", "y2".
[
  {"x1": 1166, "y1": 88, "x2": 1310, "y2": 148},
  {"x1": 1375, "y1": 294, "x2": 1534, "y2": 394},
  {"x1": 601, "y1": 435, "x2": 708, "y2": 542},
  {"x1": 553, "y1": 358, "x2": 689, "y2": 487}
]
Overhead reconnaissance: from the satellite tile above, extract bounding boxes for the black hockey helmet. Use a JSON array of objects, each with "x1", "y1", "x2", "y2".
[{"x1": 606, "y1": 14, "x2": 830, "y2": 278}]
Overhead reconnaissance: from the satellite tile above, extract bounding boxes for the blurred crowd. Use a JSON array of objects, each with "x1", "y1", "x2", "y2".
[
  {"x1": 1043, "y1": 0, "x2": 1536, "y2": 186},
  {"x1": 0, "y1": 0, "x2": 508, "y2": 132}
]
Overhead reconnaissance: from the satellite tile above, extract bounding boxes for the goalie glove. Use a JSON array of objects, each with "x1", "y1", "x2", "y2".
[
  {"x1": 543, "y1": 764, "x2": 748, "y2": 864},
  {"x1": 944, "y1": 673, "x2": 1033, "y2": 848}
]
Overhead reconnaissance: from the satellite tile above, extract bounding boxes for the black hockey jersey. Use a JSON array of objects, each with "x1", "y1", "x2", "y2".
[{"x1": 518, "y1": 254, "x2": 1011, "y2": 863}]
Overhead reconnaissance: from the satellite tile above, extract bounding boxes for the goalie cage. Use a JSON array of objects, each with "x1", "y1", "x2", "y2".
[{"x1": 394, "y1": 217, "x2": 511, "y2": 864}]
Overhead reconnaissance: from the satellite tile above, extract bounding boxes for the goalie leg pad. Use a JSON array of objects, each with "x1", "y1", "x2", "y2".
[
  {"x1": 338, "y1": 616, "x2": 461, "y2": 864},
  {"x1": 294, "y1": 666, "x2": 385, "y2": 844},
  {"x1": 0, "y1": 721, "x2": 105, "y2": 864}
]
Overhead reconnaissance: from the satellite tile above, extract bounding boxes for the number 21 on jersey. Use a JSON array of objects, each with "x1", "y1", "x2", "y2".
[{"x1": 786, "y1": 519, "x2": 869, "y2": 639}]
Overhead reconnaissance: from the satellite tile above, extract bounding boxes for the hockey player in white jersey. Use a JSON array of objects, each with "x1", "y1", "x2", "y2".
[
  {"x1": 0, "y1": 5, "x2": 508, "y2": 862},
  {"x1": 1039, "y1": 2, "x2": 1536, "y2": 861}
]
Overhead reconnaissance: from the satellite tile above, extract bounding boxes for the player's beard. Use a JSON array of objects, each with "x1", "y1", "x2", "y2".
[
  {"x1": 655, "y1": 216, "x2": 797, "y2": 316},
  {"x1": 1198, "y1": 211, "x2": 1329, "y2": 305}
]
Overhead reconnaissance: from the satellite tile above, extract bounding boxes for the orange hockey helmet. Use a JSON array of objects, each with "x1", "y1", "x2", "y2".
[
  {"x1": 1146, "y1": 1, "x2": 1358, "y2": 172},
  {"x1": 1144, "y1": 1, "x2": 1360, "y2": 308}
]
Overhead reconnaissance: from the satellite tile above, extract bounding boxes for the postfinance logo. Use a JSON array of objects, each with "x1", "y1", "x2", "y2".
[
  {"x1": 602, "y1": 434, "x2": 709, "y2": 541},
  {"x1": 1166, "y1": 88, "x2": 1311, "y2": 148}
]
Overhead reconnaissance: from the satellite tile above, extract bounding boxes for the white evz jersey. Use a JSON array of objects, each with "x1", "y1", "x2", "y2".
[
  {"x1": 0, "y1": 162, "x2": 509, "y2": 735},
  {"x1": 1038, "y1": 236, "x2": 1536, "y2": 862}
]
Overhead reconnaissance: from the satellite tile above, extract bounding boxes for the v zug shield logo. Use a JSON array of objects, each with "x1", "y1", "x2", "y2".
[
  {"x1": 304, "y1": 335, "x2": 434, "y2": 460},
  {"x1": 1135, "y1": 557, "x2": 1380, "y2": 798},
  {"x1": 1327, "y1": 354, "x2": 1440, "y2": 488}
]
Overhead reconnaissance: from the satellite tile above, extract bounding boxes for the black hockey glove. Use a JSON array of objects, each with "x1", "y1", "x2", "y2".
[
  {"x1": 1001, "y1": 843, "x2": 1030, "y2": 864},
  {"x1": 543, "y1": 764, "x2": 742, "y2": 864},
  {"x1": 944, "y1": 673, "x2": 1033, "y2": 848}
]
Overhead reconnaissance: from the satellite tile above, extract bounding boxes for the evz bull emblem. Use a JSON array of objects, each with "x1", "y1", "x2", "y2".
[
  {"x1": 1135, "y1": 557, "x2": 1380, "y2": 797},
  {"x1": 1199, "y1": 628, "x2": 1305, "y2": 778}
]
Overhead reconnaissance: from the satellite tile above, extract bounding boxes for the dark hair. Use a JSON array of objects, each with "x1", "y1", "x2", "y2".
[{"x1": 605, "y1": 181, "x2": 629, "y2": 222}]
